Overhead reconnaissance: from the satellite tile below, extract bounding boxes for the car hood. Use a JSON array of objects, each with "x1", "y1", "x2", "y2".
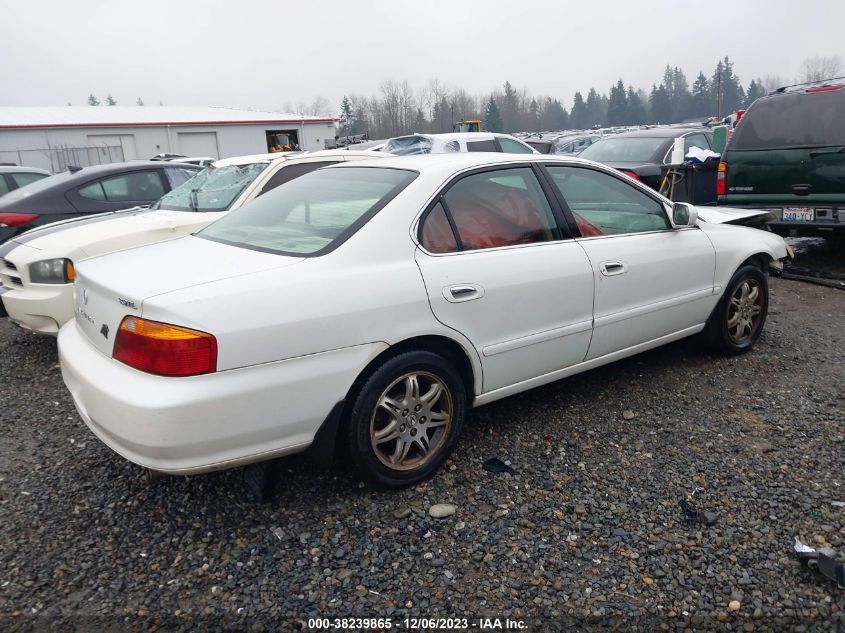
[
  {"x1": 3, "y1": 208, "x2": 222, "y2": 264},
  {"x1": 72, "y1": 236, "x2": 303, "y2": 357},
  {"x1": 695, "y1": 206, "x2": 773, "y2": 225}
]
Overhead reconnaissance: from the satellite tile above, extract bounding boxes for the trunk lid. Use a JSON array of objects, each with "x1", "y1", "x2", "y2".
[{"x1": 72, "y1": 235, "x2": 303, "y2": 356}]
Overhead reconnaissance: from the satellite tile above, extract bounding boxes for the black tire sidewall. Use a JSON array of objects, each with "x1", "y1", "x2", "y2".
[
  {"x1": 346, "y1": 351, "x2": 466, "y2": 489},
  {"x1": 713, "y1": 265, "x2": 769, "y2": 355}
]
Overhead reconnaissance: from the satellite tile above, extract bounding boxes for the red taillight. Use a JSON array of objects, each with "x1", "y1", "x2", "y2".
[
  {"x1": 716, "y1": 161, "x2": 728, "y2": 196},
  {"x1": 621, "y1": 170, "x2": 641, "y2": 182},
  {"x1": 735, "y1": 109, "x2": 745, "y2": 123},
  {"x1": 113, "y1": 316, "x2": 217, "y2": 377},
  {"x1": 0, "y1": 213, "x2": 39, "y2": 228}
]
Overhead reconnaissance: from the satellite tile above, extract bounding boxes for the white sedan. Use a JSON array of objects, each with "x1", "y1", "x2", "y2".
[
  {"x1": 58, "y1": 153, "x2": 789, "y2": 488},
  {"x1": 0, "y1": 150, "x2": 381, "y2": 335}
]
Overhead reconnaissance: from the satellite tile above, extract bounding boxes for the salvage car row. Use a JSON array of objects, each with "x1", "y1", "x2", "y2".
[{"x1": 0, "y1": 139, "x2": 791, "y2": 489}]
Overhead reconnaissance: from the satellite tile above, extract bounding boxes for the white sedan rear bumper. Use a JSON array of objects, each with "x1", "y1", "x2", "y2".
[{"x1": 58, "y1": 320, "x2": 386, "y2": 474}]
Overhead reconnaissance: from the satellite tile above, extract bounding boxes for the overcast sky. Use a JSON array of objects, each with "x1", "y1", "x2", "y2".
[{"x1": 1, "y1": 0, "x2": 842, "y2": 113}]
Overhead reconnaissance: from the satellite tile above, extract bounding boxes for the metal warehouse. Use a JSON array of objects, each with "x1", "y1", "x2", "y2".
[{"x1": 0, "y1": 106, "x2": 339, "y2": 172}]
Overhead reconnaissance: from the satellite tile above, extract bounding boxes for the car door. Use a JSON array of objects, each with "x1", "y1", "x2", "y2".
[
  {"x1": 543, "y1": 164, "x2": 716, "y2": 361},
  {"x1": 414, "y1": 165, "x2": 594, "y2": 393}
]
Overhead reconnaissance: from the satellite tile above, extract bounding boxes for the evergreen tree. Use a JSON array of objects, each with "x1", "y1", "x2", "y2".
[
  {"x1": 606, "y1": 79, "x2": 628, "y2": 125},
  {"x1": 339, "y1": 95, "x2": 355, "y2": 135},
  {"x1": 649, "y1": 84, "x2": 672, "y2": 123},
  {"x1": 626, "y1": 86, "x2": 647, "y2": 124},
  {"x1": 501, "y1": 81, "x2": 518, "y2": 131},
  {"x1": 584, "y1": 88, "x2": 605, "y2": 127},
  {"x1": 544, "y1": 98, "x2": 568, "y2": 130},
  {"x1": 690, "y1": 72, "x2": 711, "y2": 118},
  {"x1": 106, "y1": 94, "x2": 117, "y2": 106},
  {"x1": 745, "y1": 79, "x2": 765, "y2": 107},
  {"x1": 87, "y1": 94, "x2": 100, "y2": 106},
  {"x1": 570, "y1": 92, "x2": 587, "y2": 129},
  {"x1": 711, "y1": 56, "x2": 744, "y2": 116},
  {"x1": 671, "y1": 67, "x2": 691, "y2": 121},
  {"x1": 484, "y1": 96, "x2": 503, "y2": 133},
  {"x1": 136, "y1": 97, "x2": 144, "y2": 106}
]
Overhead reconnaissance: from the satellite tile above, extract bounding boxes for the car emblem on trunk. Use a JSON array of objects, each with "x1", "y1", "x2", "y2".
[
  {"x1": 100, "y1": 323, "x2": 109, "y2": 339},
  {"x1": 83, "y1": 288, "x2": 89, "y2": 305}
]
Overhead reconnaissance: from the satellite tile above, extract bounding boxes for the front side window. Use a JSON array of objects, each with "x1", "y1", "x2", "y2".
[
  {"x1": 498, "y1": 137, "x2": 534, "y2": 154},
  {"x1": 199, "y1": 167, "x2": 416, "y2": 256},
  {"x1": 440, "y1": 167, "x2": 558, "y2": 250},
  {"x1": 546, "y1": 166, "x2": 670, "y2": 236},
  {"x1": 154, "y1": 163, "x2": 267, "y2": 212}
]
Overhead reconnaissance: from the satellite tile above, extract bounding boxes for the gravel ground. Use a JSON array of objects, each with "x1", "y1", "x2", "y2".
[{"x1": 1, "y1": 277, "x2": 843, "y2": 632}]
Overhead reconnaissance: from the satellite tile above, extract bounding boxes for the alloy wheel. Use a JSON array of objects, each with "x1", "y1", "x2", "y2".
[
  {"x1": 369, "y1": 371, "x2": 452, "y2": 471},
  {"x1": 727, "y1": 278, "x2": 763, "y2": 345}
]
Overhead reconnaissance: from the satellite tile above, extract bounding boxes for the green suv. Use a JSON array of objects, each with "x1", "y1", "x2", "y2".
[{"x1": 717, "y1": 81, "x2": 845, "y2": 237}]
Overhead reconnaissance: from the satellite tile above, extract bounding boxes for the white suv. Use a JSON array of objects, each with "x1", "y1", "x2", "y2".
[{"x1": 382, "y1": 132, "x2": 537, "y2": 155}]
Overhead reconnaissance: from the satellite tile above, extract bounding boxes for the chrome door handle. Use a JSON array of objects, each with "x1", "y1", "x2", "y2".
[
  {"x1": 599, "y1": 261, "x2": 627, "y2": 276},
  {"x1": 444, "y1": 284, "x2": 484, "y2": 302},
  {"x1": 450, "y1": 285, "x2": 477, "y2": 297}
]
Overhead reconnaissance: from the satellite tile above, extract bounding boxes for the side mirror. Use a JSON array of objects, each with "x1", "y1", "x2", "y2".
[{"x1": 671, "y1": 202, "x2": 698, "y2": 228}]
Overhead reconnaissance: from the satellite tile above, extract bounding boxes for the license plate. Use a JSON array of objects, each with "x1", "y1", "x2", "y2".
[{"x1": 783, "y1": 207, "x2": 814, "y2": 222}]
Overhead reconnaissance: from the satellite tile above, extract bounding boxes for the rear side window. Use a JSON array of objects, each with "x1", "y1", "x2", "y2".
[
  {"x1": 731, "y1": 90, "x2": 845, "y2": 149},
  {"x1": 258, "y1": 161, "x2": 337, "y2": 196},
  {"x1": 498, "y1": 137, "x2": 534, "y2": 154},
  {"x1": 684, "y1": 134, "x2": 711, "y2": 151},
  {"x1": 420, "y1": 202, "x2": 459, "y2": 253},
  {"x1": 78, "y1": 171, "x2": 166, "y2": 202},
  {"x1": 0, "y1": 176, "x2": 10, "y2": 195},
  {"x1": 466, "y1": 139, "x2": 499, "y2": 152},
  {"x1": 440, "y1": 167, "x2": 558, "y2": 250},
  {"x1": 382, "y1": 136, "x2": 432, "y2": 155}
]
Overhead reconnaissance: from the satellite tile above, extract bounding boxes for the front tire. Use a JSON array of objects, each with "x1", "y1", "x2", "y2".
[
  {"x1": 705, "y1": 264, "x2": 769, "y2": 355},
  {"x1": 345, "y1": 351, "x2": 466, "y2": 489}
]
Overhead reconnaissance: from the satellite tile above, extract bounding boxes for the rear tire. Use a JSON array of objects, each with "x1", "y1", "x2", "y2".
[
  {"x1": 345, "y1": 351, "x2": 466, "y2": 489},
  {"x1": 704, "y1": 264, "x2": 769, "y2": 355}
]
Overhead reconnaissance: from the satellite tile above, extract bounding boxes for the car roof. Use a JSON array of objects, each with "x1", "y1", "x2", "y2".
[
  {"x1": 608, "y1": 127, "x2": 710, "y2": 139},
  {"x1": 330, "y1": 152, "x2": 596, "y2": 180},
  {"x1": 0, "y1": 165, "x2": 51, "y2": 175},
  {"x1": 56, "y1": 161, "x2": 199, "y2": 181},
  {"x1": 211, "y1": 149, "x2": 385, "y2": 169}
]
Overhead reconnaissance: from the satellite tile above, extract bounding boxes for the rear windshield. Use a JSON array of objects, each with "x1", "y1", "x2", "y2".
[
  {"x1": 578, "y1": 137, "x2": 667, "y2": 163},
  {"x1": 382, "y1": 136, "x2": 433, "y2": 155},
  {"x1": 0, "y1": 172, "x2": 70, "y2": 201},
  {"x1": 731, "y1": 90, "x2": 845, "y2": 150},
  {"x1": 153, "y1": 163, "x2": 266, "y2": 212},
  {"x1": 198, "y1": 167, "x2": 416, "y2": 256}
]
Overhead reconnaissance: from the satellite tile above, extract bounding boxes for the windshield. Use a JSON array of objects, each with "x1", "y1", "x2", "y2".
[
  {"x1": 579, "y1": 137, "x2": 667, "y2": 163},
  {"x1": 731, "y1": 90, "x2": 845, "y2": 150},
  {"x1": 382, "y1": 136, "x2": 433, "y2": 155},
  {"x1": 199, "y1": 167, "x2": 417, "y2": 256},
  {"x1": 153, "y1": 163, "x2": 268, "y2": 212}
]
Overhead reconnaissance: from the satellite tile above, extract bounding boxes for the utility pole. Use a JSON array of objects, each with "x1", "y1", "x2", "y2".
[{"x1": 716, "y1": 71, "x2": 722, "y2": 120}]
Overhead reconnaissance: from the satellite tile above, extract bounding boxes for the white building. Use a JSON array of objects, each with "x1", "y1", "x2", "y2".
[{"x1": 0, "y1": 106, "x2": 339, "y2": 172}]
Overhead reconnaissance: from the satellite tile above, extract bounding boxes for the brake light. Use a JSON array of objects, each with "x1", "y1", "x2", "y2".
[
  {"x1": 716, "y1": 162, "x2": 728, "y2": 196},
  {"x1": 735, "y1": 110, "x2": 745, "y2": 123},
  {"x1": 113, "y1": 316, "x2": 217, "y2": 377},
  {"x1": 620, "y1": 170, "x2": 641, "y2": 182},
  {"x1": 0, "y1": 213, "x2": 39, "y2": 228}
]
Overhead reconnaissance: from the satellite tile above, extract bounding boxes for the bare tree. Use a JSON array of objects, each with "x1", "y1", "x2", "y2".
[
  {"x1": 307, "y1": 96, "x2": 332, "y2": 116},
  {"x1": 801, "y1": 55, "x2": 843, "y2": 83}
]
